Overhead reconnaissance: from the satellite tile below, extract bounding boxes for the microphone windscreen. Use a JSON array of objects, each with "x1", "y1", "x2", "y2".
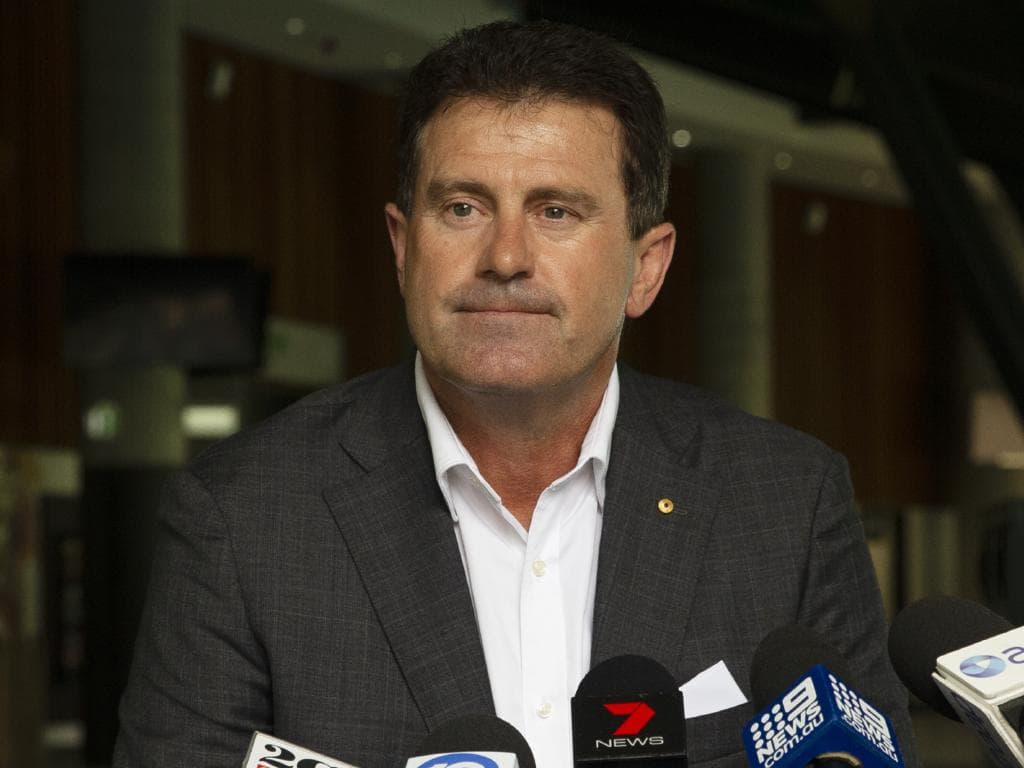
[
  {"x1": 576, "y1": 654, "x2": 677, "y2": 696},
  {"x1": 414, "y1": 714, "x2": 536, "y2": 768},
  {"x1": 749, "y1": 624, "x2": 852, "y2": 708},
  {"x1": 888, "y1": 595, "x2": 1012, "y2": 720}
]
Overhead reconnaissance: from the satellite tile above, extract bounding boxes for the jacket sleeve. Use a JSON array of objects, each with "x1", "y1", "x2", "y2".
[
  {"x1": 114, "y1": 468, "x2": 271, "y2": 767},
  {"x1": 797, "y1": 451, "x2": 919, "y2": 768}
]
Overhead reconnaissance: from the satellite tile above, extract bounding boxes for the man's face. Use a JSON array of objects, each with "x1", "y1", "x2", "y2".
[{"x1": 386, "y1": 96, "x2": 673, "y2": 400}]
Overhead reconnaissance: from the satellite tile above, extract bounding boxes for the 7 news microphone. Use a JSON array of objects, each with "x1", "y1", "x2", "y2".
[
  {"x1": 888, "y1": 595, "x2": 1024, "y2": 768},
  {"x1": 570, "y1": 653, "x2": 687, "y2": 767},
  {"x1": 241, "y1": 713, "x2": 535, "y2": 768},
  {"x1": 743, "y1": 625, "x2": 904, "y2": 768}
]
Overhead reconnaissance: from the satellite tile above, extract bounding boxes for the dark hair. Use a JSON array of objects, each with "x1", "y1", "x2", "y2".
[{"x1": 395, "y1": 19, "x2": 670, "y2": 239}]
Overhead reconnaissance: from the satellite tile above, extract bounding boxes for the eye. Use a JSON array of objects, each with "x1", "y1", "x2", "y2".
[
  {"x1": 543, "y1": 206, "x2": 568, "y2": 220},
  {"x1": 450, "y1": 202, "x2": 474, "y2": 217}
]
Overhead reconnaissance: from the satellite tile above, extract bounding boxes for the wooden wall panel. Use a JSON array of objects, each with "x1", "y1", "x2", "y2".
[
  {"x1": 772, "y1": 183, "x2": 957, "y2": 504},
  {"x1": 0, "y1": 0, "x2": 77, "y2": 447},
  {"x1": 185, "y1": 36, "x2": 404, "y2": 378},
  {"x1": 618, "y1": 163, "x2": 697, "y2": 382}
]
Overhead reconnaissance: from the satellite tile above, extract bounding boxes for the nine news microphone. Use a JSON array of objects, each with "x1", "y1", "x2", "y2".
[
  {"x1": 744, "y1": 625, "x2": 904, "y2": 768},
  {"x1": 241, "y1": 731, "x2": 360, "y2": 768},
  {"x1": 405, "y1": 713, "x2": 536, "y2": 768},
  {"x1": 571, "y1": 653, "x2": 687, "y2": 767},
  {"x1": 889, "y1": 595, "x2": 1024, "y2": 768}
]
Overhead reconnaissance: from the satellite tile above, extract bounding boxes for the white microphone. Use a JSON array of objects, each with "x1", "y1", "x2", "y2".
[
  {"x1": 241, "y1": 731, "x2": 360, "y2": 768},
  {"x1": 889, "y1": 595, "x2": 1024, "y2": 768},
  {"x1": 404, "y1": 714, "x2": 534, "y2": 768}
]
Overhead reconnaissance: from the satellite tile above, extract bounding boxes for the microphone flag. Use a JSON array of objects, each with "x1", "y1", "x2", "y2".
[
  {"x1": 932, "y1": 624, "x2": 1024, "y2": 768},
  {"x1": 571, "y1": 689, "x2": 686, "y2": 766},
  {"x1": 742, "y1": 665, "x2": 903, "y2": 768},
  {"x1": 242, "y1": 731, "x2": 360, "y2": 768}
]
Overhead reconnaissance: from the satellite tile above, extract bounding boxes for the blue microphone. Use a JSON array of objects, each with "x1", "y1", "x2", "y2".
[{"x1": 743, "y1": 625, "x2": 904, "y2": 768}]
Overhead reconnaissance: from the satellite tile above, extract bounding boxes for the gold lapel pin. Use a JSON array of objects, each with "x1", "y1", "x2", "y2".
[{"x1": 657, "y1": 498, "x2": 675, "y2": 515}]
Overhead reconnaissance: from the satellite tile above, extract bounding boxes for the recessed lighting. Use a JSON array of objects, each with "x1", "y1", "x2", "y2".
[
  {"x1": 319, "y1": 35, "x2": 338, "y2": 56},
  {"x1": 285, "y1": 17, "x2": 306, "y2": 36},
  {"x1": 206, "y1": 59, "x2": 235, "y2": 101},
  {"x1": 671, "y1": 129, "x2": 692, "y2": 148},
  {"x1": 774, "y1": 151, "x2": 794, "y2": 171},
  {"x1": 802, "y1": 201, "x2": 829, "y2": 235}
]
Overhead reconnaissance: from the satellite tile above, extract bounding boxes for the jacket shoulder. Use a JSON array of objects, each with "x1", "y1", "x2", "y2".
[
  {"x1": 185, "y1": 363, "x2": 416, "y2": 490},
  {"x1": 618, "y1": 367, "x2": 837, "y2": 467}
]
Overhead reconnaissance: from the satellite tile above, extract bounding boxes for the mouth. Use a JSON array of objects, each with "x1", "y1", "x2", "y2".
[
  {"x1": 455, "y1": 304, "x2": 552, "y2": 315},
  {"x1": 453, "y1": 292, "x2": 559, "y2": 317}
]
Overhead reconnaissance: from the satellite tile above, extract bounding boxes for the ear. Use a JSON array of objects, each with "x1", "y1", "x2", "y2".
[
  {"x1": 384, "y1": 202, "x2": 409, "y2": 296},
  {"x1": 625, "y1": 221, "x2": 675, "y2": 318}
]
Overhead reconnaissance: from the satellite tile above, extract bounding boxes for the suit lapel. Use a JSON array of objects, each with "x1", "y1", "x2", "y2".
[
  {"x1": 322, "y1": 364, "x2": 493, "y2": 729},
  {"x1": 591, "y1": 368, "x2": 722, "y2": 671}
]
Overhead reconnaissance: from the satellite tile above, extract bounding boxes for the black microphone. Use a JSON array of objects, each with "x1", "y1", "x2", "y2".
[
  {"x1": 405, "y1": 714, "x2": 536, "y2": 768},
  {"x1": 888, "y1": 594, "x2": 1013, "y2": 719},
  {"x1": 889, "y1": 595, "x2": 1024, "y2": 767},
  {"x1": 745, "y1": 625, "x2": 904, "y2": 768},
  {"x1": 571, "y1": 654, "x2": 686, "y2": 767}
]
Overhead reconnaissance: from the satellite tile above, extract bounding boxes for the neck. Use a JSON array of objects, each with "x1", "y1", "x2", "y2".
[{"x1": 426, "y1": 366, "x2": 612, "y2": 529}]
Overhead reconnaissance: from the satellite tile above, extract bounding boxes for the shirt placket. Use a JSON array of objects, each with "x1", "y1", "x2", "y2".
[{"x1": 520, "y1": 485, "x2": 571, "y2": 767}]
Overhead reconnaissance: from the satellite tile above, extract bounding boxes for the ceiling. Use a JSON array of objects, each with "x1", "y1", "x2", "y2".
[
  {"x1": 524, "y1": 0, "x2": 1024, "y2": 209},
  {"x1": 181, "y1": 0, "x2": 918, "y2": 200},
  {"x1": 177, "y1": 0, "x2": 1024, "y2": 210}
]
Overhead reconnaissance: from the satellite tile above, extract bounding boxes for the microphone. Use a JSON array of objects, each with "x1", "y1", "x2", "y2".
[
  {"x1": 744, "y1": 625, "x2": 904, "y2": 768},
  {"x1": 571, "y1": 654, "x2": 686, "y2": 767},
  {"x1": 405, "y1": 714, "x2": 536, "y2": 768},
  {"x1": 888, "y1": 595, "x2": 1024, "y2": 768},
  {"x1": 241, "y1": 731, "x2": 360, "y2": 768}
]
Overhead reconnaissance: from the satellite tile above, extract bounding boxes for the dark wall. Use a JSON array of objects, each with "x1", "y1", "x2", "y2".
[
  {"x1": 0, "y1": 0, "x2": 77, "y2": 447},
  {"x1": 772, "y1": 183, "x2": 959, "y2": 504}
]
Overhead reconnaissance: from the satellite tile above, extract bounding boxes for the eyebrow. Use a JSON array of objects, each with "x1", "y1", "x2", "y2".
[
  {"x1": 525, "y1": 186, "x2": 601, "y2": 214},
  {"x1": 423, "y1": 179, "x2": 494, "y2": 208},
  {"x1": 423, "y1": 178, "x2": 602, "y2": 214}
]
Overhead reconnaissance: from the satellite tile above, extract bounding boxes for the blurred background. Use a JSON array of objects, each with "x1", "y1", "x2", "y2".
[{"x1": 2, "y1": 1, "x2": 1024, "y2": 766}]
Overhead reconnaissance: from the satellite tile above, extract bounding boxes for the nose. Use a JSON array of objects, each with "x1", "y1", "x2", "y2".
[{"x1": 478, "y1": 213, "x2": 534, "y2": 280}]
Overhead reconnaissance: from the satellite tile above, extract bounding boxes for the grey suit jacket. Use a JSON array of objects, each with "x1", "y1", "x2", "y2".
[{"x1": 114, "y1": 362, "x2": 916, "y2": 768}]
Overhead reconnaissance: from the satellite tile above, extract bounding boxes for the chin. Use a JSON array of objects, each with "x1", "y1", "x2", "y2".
[
  {"x1": 453, "y1": 370, "x2": 548, "y2": 396},
  {"x1": 438, "y1": 357, "x2": 553, "y2": 395}
]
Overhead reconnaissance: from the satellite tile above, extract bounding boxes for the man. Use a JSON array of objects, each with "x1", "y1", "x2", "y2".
[{"x1": 115, "y1": 19, "x2": 916, "y2": 768}]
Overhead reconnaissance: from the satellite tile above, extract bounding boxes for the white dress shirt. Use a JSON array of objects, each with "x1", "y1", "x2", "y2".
[{"x1": 415, "y1": 354, "x2": 619, "y2": 768}]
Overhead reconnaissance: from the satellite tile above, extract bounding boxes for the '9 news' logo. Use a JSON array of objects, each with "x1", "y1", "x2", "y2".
[
  {"x1": 827, "y1": 674, "x2": 898, "y2": 762},
  {"x1": 748, "y1": 677, "x2": 824, "y2": 768},
  {"x1": 413, "y1": 754, "x2": 500, "y2": 768}
]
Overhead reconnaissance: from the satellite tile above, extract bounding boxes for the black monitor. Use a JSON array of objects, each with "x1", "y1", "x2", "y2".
[{"x1": 64, "y1": 253, "x2": 267, "y2": 370}]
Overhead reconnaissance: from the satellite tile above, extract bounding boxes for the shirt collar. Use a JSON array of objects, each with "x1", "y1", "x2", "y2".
[{"x1": 414, "y1": 353, "x2": 619, "y2": 519}]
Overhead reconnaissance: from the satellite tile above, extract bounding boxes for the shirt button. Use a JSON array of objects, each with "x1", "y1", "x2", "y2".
[
  {"x1": 532, "y1": 559, "x2": 547, "y2": 577},
  {"x1": 537, "y1": 701, "x2": 553, "y2": 718}
]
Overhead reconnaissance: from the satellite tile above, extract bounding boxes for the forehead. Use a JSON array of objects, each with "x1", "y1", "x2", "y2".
[{"x1": 414, "y1": 96, "x2": 624, "y2": 185}]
